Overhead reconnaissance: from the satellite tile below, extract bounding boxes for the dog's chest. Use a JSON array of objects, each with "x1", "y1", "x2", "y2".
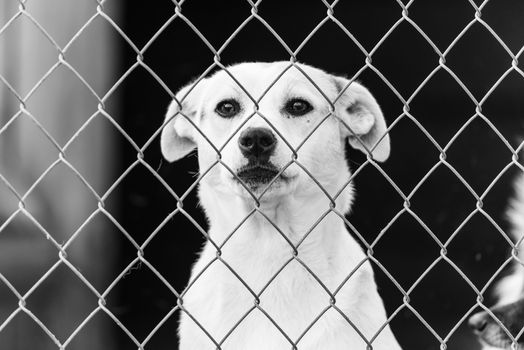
[
  {"x1": 189, "y1": 260, "x2": 338, "y2": 347},
  {"x1": 181, "y1": 240, "x2": 367, "y2": 349}
]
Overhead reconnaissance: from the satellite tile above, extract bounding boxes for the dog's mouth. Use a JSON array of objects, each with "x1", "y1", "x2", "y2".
[
  {"x1": 235, "y1": 163, "x2": 288, "y2": 189},
  {"x1": 481, "y1": 336, "x2": 524, "y2": 349},
  {"x1": 476, "y1": 322, "x2": 524, "y2": 349},
  {"x1": 477, "y1": 299, "x2": 524, "y2": 349}
]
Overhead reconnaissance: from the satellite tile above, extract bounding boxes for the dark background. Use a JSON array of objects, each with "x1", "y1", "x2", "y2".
[{"x1": 107, "y1": 1, "x2": 524, "y2": 349}]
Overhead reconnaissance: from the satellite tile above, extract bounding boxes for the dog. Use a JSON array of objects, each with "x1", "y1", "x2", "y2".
[
  {"x1": 160, "y1": 61, "x2": 402, "y2": 349},
  {"x1": 469, "y1": 172, "x2": 524, "y2": 349}
]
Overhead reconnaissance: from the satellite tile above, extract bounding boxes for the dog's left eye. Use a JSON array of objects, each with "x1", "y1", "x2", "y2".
[
  {"x1": 285, "y1": 98, "x2": 313, "y2": 116},
  {"x1": 215, "y1": 99, "x2": 240, "y2": 118}
]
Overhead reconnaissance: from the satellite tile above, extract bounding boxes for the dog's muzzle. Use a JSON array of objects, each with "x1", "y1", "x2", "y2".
[
  {"x1": 235, "y1": 127, "x2": 294, "y2": 190},
  {"x1": 235, "y1": 127, "x2": 282, "y2": 188},
  {"x1": 469, "y1": 297, "x2": 524, "y2": 349}
]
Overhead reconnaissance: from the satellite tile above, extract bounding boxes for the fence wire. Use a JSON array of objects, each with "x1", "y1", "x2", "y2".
[{"x1": 1, "y1": 0, "x2": 524, "y2": 349}]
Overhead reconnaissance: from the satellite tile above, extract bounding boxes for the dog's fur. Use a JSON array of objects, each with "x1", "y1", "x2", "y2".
[
  {"x1": 161, "y1": 62, "x2": 401, "y2": 349},
  {"x1": 470, "y1": 172, "x2": 524, "y2": 350}
]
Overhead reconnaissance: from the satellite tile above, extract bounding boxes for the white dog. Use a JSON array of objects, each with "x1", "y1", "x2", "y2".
[
  {"x1": 469, "y1": 172, "x2": 524, "y2": 350},
  {"x1": 161, "y1": 61, "x2": 402, "y2": 349}
]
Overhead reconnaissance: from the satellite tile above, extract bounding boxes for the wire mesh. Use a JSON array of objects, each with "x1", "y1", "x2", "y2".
[{"x1": 1, "y1": 0, "x2": 524, "y2": 349}]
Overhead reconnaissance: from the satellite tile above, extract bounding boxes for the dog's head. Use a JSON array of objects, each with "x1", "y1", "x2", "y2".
[
  {"x1": 160, "y1": 62, "x2": 390, "y2": 203},
  {"x1": 469, "y1": 297, "x2": 524, "y2": 350}
]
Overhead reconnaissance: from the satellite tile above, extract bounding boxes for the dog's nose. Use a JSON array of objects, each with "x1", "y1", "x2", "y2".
[
  {"x1": 238, "y1": 127, "x2": 276, "y2": 163},
  {"x1": 468, "y1": 311, "x2": 489, "y2": 333}
]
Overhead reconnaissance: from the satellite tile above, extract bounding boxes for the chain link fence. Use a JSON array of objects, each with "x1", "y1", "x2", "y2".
[{"x1": 1, "y1": 0, "x2": 524, "y2": 349}]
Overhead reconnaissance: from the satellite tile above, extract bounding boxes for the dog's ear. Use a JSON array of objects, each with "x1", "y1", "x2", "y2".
[
  {"x1": 333, "y1": 77, "x2": 390, "y2": 162},
  {"x1": 160, "y1": 79, "x2": 207, "y2": 162}
]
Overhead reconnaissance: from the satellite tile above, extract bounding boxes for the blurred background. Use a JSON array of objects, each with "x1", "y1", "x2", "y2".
[{"x1": 1, "y1": 0, "x2": 524, "y2": 349}]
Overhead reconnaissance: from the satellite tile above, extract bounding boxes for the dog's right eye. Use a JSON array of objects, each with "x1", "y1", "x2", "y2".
[{"x1": 215, "y1": 100, "x2": 240, "y2": 118}]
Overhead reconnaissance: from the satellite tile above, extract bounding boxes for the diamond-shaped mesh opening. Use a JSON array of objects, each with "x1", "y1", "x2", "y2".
[
  {"x1": 257, "y1": 1, "x2": 328, "y2": 48},
  {"x1": 61, "y1": 15, "x2": 128, "y2": 97},
  {"x1": 0, "y1": 215, "x2": 57, "y2": 292},
  {"x1": 447, "y1": 213, "x2": 509, "y2": 289},
  {"x1": 21, "y1": 162, "x2": 101, "y2": 243},
  {"x1": 180, "y1": 0, "x2": 255, "y2": 48},
  {"x1": 0, "y1": 16, "x2": 58, "y2": 97},
  {"x1": 329, "y1": 1, "x2": 401, "y2": 51},
  {"x1": 104, "y1": 262, "x2": 179, "y2": 341},
  {"x1": 27, "y1": 65, "x2": 97, "y2": 122},
  {"x1": 2, "y1": 1, "x2": 524, "y2": 349},
  {"x1": 446, "y1": 118, "x2": 513, "y2": 192},
  {"x1": 23, "y1": 263, "x2": 101, "y2": 340},
  {"x1": 409, "y1": 165, "x2": 479, "y2": 242},
  {"x1": 297, "y1": 21, "x2": 368, "y2": 75},
  {"x1": 63, "y1": 212, "x2": 121, "y2": 291},
  {"x1": 373, "y1": 213, "x2": 441, "y2": 289},
  {"x1": 103, "y1": 163, "x2": 204, "y2": 242},
  {"x1": 139, "y1": 18, "x2": 215, "y2": 87},
  {"x1": 372, "y1": 21, "x2": 439, "y2": 97},
  {"x1": 409, "y1": 0, "x2": 473, "y2": 50},
  {"x1": 347, "y1": 164, "x2": 406, "y2": 240},
  {"x1": 59, "y1": 311, "x2": 119, "y2": 350},
  {"x1": 482, "y1": 0, "x2": 524, "y2": 52},
  {"x1": 482, "y1": 69, "x2": 524, "y2": 142},
  {"x1": 381, "y1": 118, "x2": 442, "y2": 192},
  {"x1": 0, "y1": 312, "x2": 60, "y2": 348},
  {"x1": 26, "y1": 2, "x2": 98, "y2": 48},
  {"x1": 119, "y1": 2, "x2": 177, "y2": 49},
  {"x1": 409, "y1": 261, "x2": 478, "y2": 337},
  {"x1": 202, "y1": 16, "x2": 296, "y2": 64},
  {"x1": 0, "y1": 113, "x2": 59, "y2": 192},
  {"x1": 446, "y1": 23, "x2": 512, "y2": 99},
  {"x1": 106, "y1": 67, "x2": 177, "y2": 147},
  {"x1": 393, "y1": 308, "x2": 442, "y2": 349},
  {"x1": 409, "y1": 69, "x2": 476, "y2": 143},
  {"x1": 63, "y1": 114, "x2": 121, "y2": 195}
]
